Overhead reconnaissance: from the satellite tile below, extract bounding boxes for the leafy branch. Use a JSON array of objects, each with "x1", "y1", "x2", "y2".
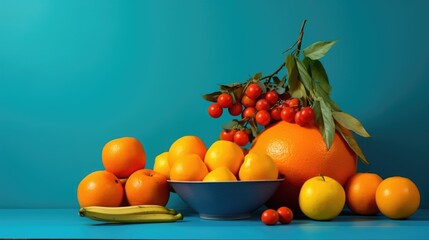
[{"x1": 202, "y1": 19, "x2": 371, "y2": 164}]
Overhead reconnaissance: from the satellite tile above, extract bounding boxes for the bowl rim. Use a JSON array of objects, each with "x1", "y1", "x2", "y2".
[{"x1": 167, "y1": 178, "x2": 285, "y2": 184}]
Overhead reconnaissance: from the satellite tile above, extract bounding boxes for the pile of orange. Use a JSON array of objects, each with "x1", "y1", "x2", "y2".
[
  {"x1": 154, "y1": 136, "x2": 279, "y2": 182},
  {"x1": 77, "y1": 137, "x2": 170, "y2": 208}
]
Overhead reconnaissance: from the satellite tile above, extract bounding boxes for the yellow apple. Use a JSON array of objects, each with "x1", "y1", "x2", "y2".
[
  {"x1": 299, "y1": 175, "x2": 345, "y2": 220},
  {"x1": 238, "y1": 152, "x2": 278, "y2": 180}
]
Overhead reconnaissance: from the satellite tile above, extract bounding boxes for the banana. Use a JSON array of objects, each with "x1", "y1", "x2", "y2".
[
  {"x1": 80, "y1": 205, "x2": 177, "y2": 215},
  {"x1": 79, "y1": 205, "x2": 183, "y2": 223}
]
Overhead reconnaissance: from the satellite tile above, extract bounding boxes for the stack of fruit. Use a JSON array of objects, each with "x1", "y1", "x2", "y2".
[
  {"x1": 77, "y1": 137, "x2": 182, "y2": 223},
  {"x1": 154, "y1": 136, "x2": 279, "y2": 182}
]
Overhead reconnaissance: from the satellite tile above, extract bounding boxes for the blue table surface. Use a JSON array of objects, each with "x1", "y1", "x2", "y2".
[{"x1": 0, "y1": 208, "x2": 428, "y2": 239}]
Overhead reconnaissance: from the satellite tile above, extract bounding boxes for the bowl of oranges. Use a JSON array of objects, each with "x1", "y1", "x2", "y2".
[{"x1": 156, "y1": 136, "x2": 283, "y2": 220}]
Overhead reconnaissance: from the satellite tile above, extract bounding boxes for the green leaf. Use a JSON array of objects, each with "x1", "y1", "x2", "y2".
[
  {"x1": 296, "y1": 59, "x2": 313, "y2": 92},
  {"x1": 332, "y1": 111, "x2": 371, "y2": 137},
  {"x1": 222, "y1": 120, "x2": 240, "y2": 130},
  {"x1": 219, "y1": 82, "x2": 242, "y2": 91},
  {"x1": 335, "y1": 125, "x2": 369, "y2": 164},
  {"x1": 273, "y1": 76, "x2": 281, "y2": 85},
  {"x1": 313, "y1": 83, "x2": 340, "y2": 111},
  {"x1": 249, "y1": 117, "x2": 259, "y2": 138},
  {"x1": 253, "y1": 72, "x2": 262, "y2": 80},
  {"x1": 285, "y1": 54, "x2": 306, "y2": 98},
  {"x1": 309, "y1": 59, "x2": 331, "y2": 95},
  {"x1": 320, "y1": 98, "x2": 335, "y2": 149},
  {"x1": 303, "y1": 41, "x2": 337, "y2": 60},
  {"x1": 202, "y1": 91, "x2": 221, "y2": 102}
]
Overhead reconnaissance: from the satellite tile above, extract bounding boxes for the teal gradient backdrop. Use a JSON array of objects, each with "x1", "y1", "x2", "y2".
[{"x1": 1, "y1": 0, "x2": 428, "y2": 208}]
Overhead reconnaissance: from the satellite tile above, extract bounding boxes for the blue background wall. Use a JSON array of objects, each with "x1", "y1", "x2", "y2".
[{"x1": 1, "y1": 0, "x2": 428, "y2": 208}]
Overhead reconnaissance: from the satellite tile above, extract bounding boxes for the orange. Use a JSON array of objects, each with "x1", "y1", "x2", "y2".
[
  {"x1": 345, "y1": 172, "x2": 383, "y2": 215},
  {"x1": 125, "y1": 169, "x2": 170, "y2": 206},
  {"x1": 239, "y1": 152, "x2": 278, "y2": 180},
  {"x1": 375, "y1": 176, "x2": 420, "y2": 219},
  {"x1": 170, "y1": 154, "x2": 209, "y2": 181},
  {"x1": 102, "y1": 137, "x2": 146, "y2": 178},
  {"x1": 77, "y1": 170, "x2": 124, "y2": 207},
  {"x1": 153, "y1": 152, "x2": 170, "y2": 179},
  {"x1": 250, "y1": 121, "x2": 357, "y2": 211},
  {"x1": 203, "y1": 167, "x2": 237, "y2": 182},
  {"x1": 204, "y1": 140, "x2": 244, "y2": 176},
  {"x1": 168, "y1": 136, "x2": 207, "y2": 167}
]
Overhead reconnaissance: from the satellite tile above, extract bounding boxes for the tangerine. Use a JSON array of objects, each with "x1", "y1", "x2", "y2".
[
  {"x1": 125, "y1": 169, "x2": 170, "y2": 206},
  {"x1": 153, "y1": 152, "x2": 170, "y2": 179},
  {"x1": 77, "y1": 170, "x2": 124, "y2": 207},
  {"x1": 170, "y1": 154, "x2": 209, "y2": 181},
  {"x1": 204, "y1": 140, "x2": 244, "y2": 176},
  {"x1": 168, "y1": 136, "x2": 207, "y2": 167},
  {"x1": 250, "y1": 121, "x2": 357, "y2": 211},
  {"x1": 375, "y1": 176, "x2": 420, "y2": 219},
  {"x1": 102, "y1": 137, "x2": 146, "y2": 178},
  {"x1": 203, "y1": 167, "x2": 237, "y2": 182},
  {"x1": 345, "y1": 172, "x2": 383, "y2": 215}
]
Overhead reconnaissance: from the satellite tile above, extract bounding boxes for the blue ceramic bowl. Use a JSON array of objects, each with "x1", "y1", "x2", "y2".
[{"x1": 168, "y1": 179, "x2": 283, "y2": 220}]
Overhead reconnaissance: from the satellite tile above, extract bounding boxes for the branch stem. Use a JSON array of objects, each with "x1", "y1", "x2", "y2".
[{"x1": 260, "y1": 19, "x2": 307, "y2": 82}]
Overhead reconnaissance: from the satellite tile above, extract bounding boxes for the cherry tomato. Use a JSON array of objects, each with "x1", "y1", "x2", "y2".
[
  {"x1": 241, "y1": 95, "x2": 256, "y2": 107},
  {"x1": 234, "y1": 130, "x2": 249, "y2": 146},
  {"x1": 255, "y1": 110, "x2": 271, "y2": 126},
  {"x1": 217, "y1": 93, "x2": 233, "y2": 108},
  {"x1": 242, "y1": 107, "x2": 256, "y2": 118},
  {"x1": 270, "y1": 107, "x2": 282, "y2": 121},
  {"x1": 208, "y1": 103, "x2": 223, "y2": 118},
  {"x1": 245, "y1": 83, "x2": 262, "y2": 99},
  {"x1": 265, "y1": 90, "x2": 279, "y2": 105},
  {"x1": 261, "y1": 209, "x2": 279, "y2": 225},
  {"x1": 220, "y1": 129, "x2": 236, "y2": 142},
  {"x1": 294, "y1": 110, "x2": 306, "y2": 126},
  {"x1": 300, "y1": 106, "x2": 314, "y2": 123},
  {"x1": 285, "y1": 98, "x2": 300, "y2": 108},
  {"x1": 228, "y1": 102, "x2": 242, "y2": 116},
  {"x1": 277, "y1": 207, "x2": 293, "y2": 224},
  {"x1": 255, "y1": 99, "x2": 270, "y2": 111},
  {"x1": 281, "y1": 107, "x2": 296, "y2": 123}
]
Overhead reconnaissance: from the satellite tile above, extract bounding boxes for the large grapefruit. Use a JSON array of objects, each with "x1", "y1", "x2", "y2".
[{"x1": 250, "y1": 121, "x2": 357, "y2": 211}]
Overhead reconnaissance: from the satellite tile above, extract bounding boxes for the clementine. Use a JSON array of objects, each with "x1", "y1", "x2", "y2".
[
  {"x1": 250, "y1": 121, "x2": 357, "y2": 211},
  {"x1": 102, "y1": 137, "x2": 146, "y2": 178},
  {"x1": 375, "y1": 176, "x2": 420, "y2": 219},
  {"x1": 170, "y1": 154, "x2": 208, "y2": 181},
  {"x1": 153, "y1": 152, "x2": 170, "y2": 179},
  {"x1": 203, "y1": 167, "x2": 237, "y2": 182},
  {"x1": 168, "y1": 136, "x2": 207, "y2": 167},
  {"x1": 77, "y1": 170, "x2": 124, "y2": 207},
  {"x1": 345, "y1": 172, "x2": 383, "y2": 215},
  {"x1": 204, "y1": 140, "x2": 244, "y2": 176},
  {"x1": 125, "y1": 169, "x2": 170, "y2": 206}
]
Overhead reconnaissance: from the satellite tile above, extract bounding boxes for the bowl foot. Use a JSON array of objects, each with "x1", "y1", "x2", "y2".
[{"x1": 199, "y1": 213, "x2": 252, "y2": 220}]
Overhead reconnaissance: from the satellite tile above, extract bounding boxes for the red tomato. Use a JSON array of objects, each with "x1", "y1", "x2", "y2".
[
  {"x1": 220, "y1": 129, "x2": 236, "y2": 142},
  {"x1": 228, "y1": 102, "x2": 242, "y2": 116},
  {"x1": 234, "y1": 130, "x2": 249, "y2": 146},
  {"x1": 277, "y1": 207, "x2": 293, "y2": 224},
  {"x1": 208, "y1": 104, "x2": 222, "y2": 118},
  {"x1": 255, "y1": 99, "x2": 270, "y2": 111},
  {"x1": 265, "y1": 90, "x2": 279, "y2": 105},
  {"x1": 217, "y1": 93, "x2": 233, "y2": 108},
  {"x1": 245, "y1": 83, "x2": 262, "y2": 99},
  {"x1": 294, "y1": 110, "x2": 306, "y2": 126},
  {"x1": 286, "y1": 98, "x2": 300, "y2": 108},
  {"x1": 270, "y1": 107, "x2": 282, "y2": 121},
  {"x1": 261, "y1": 209, "x2": 279, "y2": 225},
  {"x1": 280, "y1": 107, "x2": 296, "y2": 123},
  {"x1": 242, "y1": 107, "x2": 256, "y2": 118},
  {"x1": 255, "y1": 110, "x2": 271, "y2": 126},
  {"x1": 241, "y1": 95, "x2": 256, "y2": 107},
  {"x1": 300, "y1": 106, "x2": 314, "y2": 123}
]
